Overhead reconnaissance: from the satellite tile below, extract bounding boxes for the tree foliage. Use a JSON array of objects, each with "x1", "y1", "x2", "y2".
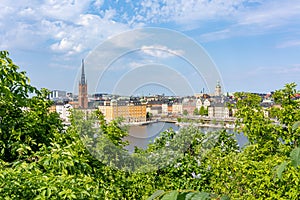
[
  {"x1": 199, "y1": 106, "x2": 208, "y2": 116},
  {"x1": 1, "y1": 52, "x2": 300, "y2": 199},
  {"x1": 0, "y1": 51, "x2": 62, "y2": 163}
]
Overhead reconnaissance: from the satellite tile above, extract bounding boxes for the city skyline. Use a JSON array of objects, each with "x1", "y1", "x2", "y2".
[{"x1": 1, "y1": 1, "x2": 300, "y2": 94}]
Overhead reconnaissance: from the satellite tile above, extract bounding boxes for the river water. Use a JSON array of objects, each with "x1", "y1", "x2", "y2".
[{"x1": 125, "y1": 122, "x2": 248, "y2": 152}]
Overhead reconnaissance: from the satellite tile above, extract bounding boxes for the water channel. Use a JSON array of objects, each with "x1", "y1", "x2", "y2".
[{"x1": 125, "y1": 122, "x2": 248, "y2": 152}]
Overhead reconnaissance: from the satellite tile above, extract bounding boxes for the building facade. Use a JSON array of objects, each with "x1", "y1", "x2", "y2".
[
  {"x1": 98, "y1": 100, "x2": 146, "y2": 123},
  {"x1": 48, "y1": 90, "x2": 67, "y2": 99},
  {"x1": 182, "y1": 98, "x2": 196, "y2": 115},
  {"x1": 161, "y1": 103, "x2": 169, "y2": 115},
  {"x1": 49, "y1": 104, "x2": 73, "y2": 122},
  {"x1": 208, "y1": 103, "x2": 229, "y2": 118},
  {"x1": 172, "y1": 103, "x2": 183, "y2": 115}
]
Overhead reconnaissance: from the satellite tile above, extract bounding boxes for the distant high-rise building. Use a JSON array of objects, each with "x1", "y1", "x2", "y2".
[
  {"x1": 48, "y1": 90, "x2": 67, "y2": 99},
  {"x1": 78, "y1": 59, "x2": 88, "y2": 109},
  {"x1": 215, "y1": 81, "x2": 222, "y2": 96}
]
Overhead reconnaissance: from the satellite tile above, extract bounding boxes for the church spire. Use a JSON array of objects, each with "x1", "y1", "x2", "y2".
[
  {"x1": 79, "y1": 59, "x2": 88, "y2": 109},
  {"x1": 80, "y1": 59, "x2": 86, "y2": 85}
]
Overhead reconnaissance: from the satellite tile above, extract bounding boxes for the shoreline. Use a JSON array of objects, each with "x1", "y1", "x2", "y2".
[
  {"x1": 122, "y1": 120, "x2": 235, "y2": 130},
  {"x1": 122, "y1": 119, "x2": 159, "y2": 126},
  {"x1": 176, "y1": 122, "x2": 235, "y2": 129}
]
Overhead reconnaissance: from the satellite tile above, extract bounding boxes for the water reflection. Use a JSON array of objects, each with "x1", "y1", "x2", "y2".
[
  {"x1": 125, "y1": 122, "x2": 179, "y2": 152},
  {"x1": 125, "y1": 122, "x2": 248, "y2": 152}
]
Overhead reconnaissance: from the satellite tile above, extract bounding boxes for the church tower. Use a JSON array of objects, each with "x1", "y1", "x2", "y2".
[
  {"x1": 78, "y1": 59, "x2": 88, "y2": 109},
  {"x1": 215, "y1": 80, "x2": 222, "y2": 96}
]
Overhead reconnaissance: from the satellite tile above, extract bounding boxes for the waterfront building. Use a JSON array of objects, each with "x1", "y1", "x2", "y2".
[
  {"x1": 98, "y1": 99, "x2": 146, "y2": 123},
  {"x1": 146, "y1": 106, "x2": 162, "y2": 116},
  {"x1": 78, "y1": 59, "x2": 88, "y2": 109},
  {"x1": 160, "y1": 103, "x2": 173, "y2": 116},
  {"x1": 161, "y1": 103, "x2": 169, "y2": 115},
  {"x1": 172, "y1": 103, "x2": 183, "y2": 115},
  {"x1": 146, "y1": 100, "x2": 164, "y2": 116},
  {"x1": 208, "y1": 102, "x2": 229, "y2": 118},
  {"x1": 168, "y1": 104, "x2": 173, "y2": 113},
  {"x1": 182, "y1": 98, "x2": 196, "y2": 115}
]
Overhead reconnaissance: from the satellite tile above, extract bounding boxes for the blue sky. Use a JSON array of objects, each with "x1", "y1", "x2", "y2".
[{"x1": 1, "y1": 0, "x2": 300, "y2": 95}]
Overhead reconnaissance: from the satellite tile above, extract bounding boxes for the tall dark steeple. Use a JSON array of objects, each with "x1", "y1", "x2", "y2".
[
  {"x1": 78, "y1": 59, "x2": 88, "y2": 109},
  {"x1": 80, "y1": 59, "x2": 86, "y2": 85}
]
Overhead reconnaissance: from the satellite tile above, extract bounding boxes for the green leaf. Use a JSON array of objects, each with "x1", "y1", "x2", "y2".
[
  {"x1": 161, "y1": 191, "x2": 179, "y2": 200},
  {"x1": 220, "y1": 195, "x2": 230, "y2": 200},
  {"x1": 189, "y1": 192, "x2": 210, "y2": 200},
  {"x1": 147, "y1": 190, "x2": 165, "y2": 200},
  {"x1": 276, "y1": 161, "x2": 288, "y2": 180},
  {"x1": 292, "y1": 121, "x2": 300, "y2": 131},
  {"x1": 290, "y1": 147, "x2": 300, "y2": 168},
  {"x1": 47, "y1": 188, "x2": 52, "y2": 197},
  {"x1": 184, "y1": 192, "x2": 196, "y2": 200}
]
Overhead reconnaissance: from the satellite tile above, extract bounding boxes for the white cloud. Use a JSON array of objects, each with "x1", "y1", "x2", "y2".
[
  {"x1": 47, "y1": 13, "x2": 129, "y2": 57},
  {"x1": 141, "y1": 45, "x2": 184, "y2": 58},
  {"x1": 237, "y1": 1, "x2": 300, "y2": 27},
  {"x1": 2, "y1": 0, "x2": 299, "y2": 56},
  {"x1": 123, "y1": 0, "x2": 300, "y2": 43},
  {"x1": 199, "y1": 29, "x2": 232, "y2": 42},
  {"x1": 39, "y1": 0, "x2": 90, "y2": 21},
  {"x1": 19, "y1": 7, "x2": 35, "y2": 16},
  {"x1": 134, "y1": 0, "x2": 300, "y2": 30},
  {"x1": 127, "y1": 60, "x2": 155, "y2": 69},
  {"x1": 1, "y1": 0, "x2": 299, "y2": 71},
  {"x1": 277, "y1": 40, "x2": 300, "y2": 49},
  {"x1": 93, "y1": 0, "x2": 104, "y2": 8},
  {"x1": 134, "y1": 0, "x2": 245, "y2": 24},
  {"x1": 50, "y1": 38, "x2": 82, "y2": 55},
  {"x1": 197, "y1": 1, "x2": 300, "y2": 42},
  {"x1": 0, "y1": 0, "x2": 130, "y2": 59}
]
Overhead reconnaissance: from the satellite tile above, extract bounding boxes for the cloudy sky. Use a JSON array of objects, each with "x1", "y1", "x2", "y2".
[{"x1": 1, "y1": 0, "x2": 300, "y2": 95}]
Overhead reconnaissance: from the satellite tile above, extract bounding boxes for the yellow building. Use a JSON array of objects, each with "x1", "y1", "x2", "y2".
[
  {"x1": 98, "y1": 100, "x2": 146, "y2": 123},
  {"x1": 128, "y1": 103, "x2": 147, "y2": 122}
]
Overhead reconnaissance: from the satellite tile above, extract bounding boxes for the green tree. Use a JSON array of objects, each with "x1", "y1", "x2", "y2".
[
  {"x1": 199, "y1": 106, "x2": 208, "y2": 116},
  {"x1": 0, "y1": 51, "x2": 62, "y2": 162},
  {"x1": 183, "y1": 110, "x2": 188, "y2": 116},
  {"x1": 146, "y1": 111, "x2": 153, "y2": 121},
  {"x1": 193, "y1": 108, "x2": 199, "y2": 115},
  {"x1": 149, "y1": 84, "x2": 300, "y2": 199},
  {"x1": 234, "y1": 92, "x2": 279, "y2": 149},
  {"x1": 272, "y1": 83, "x2": 300, "y2": 147},
  {"x1": 177, "y1": 117, "x2": 182, "y2": 123},
  {"x1": 1, "y1": 54, "x2": 300, "y2": 200}
]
